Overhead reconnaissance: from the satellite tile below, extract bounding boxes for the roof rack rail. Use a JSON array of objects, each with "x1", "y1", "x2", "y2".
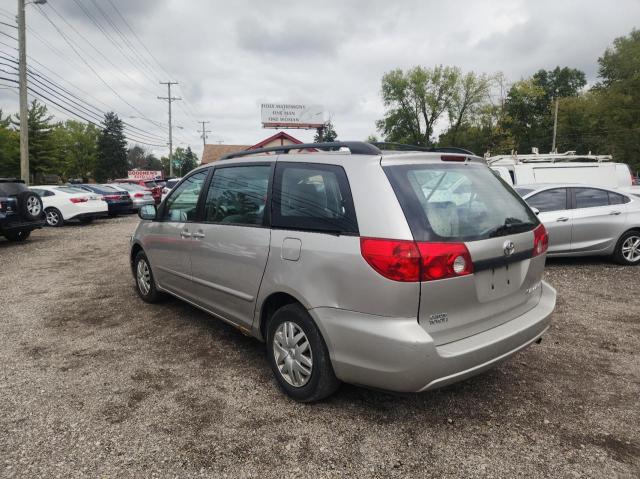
[
  {"x1": 219, "y1": 141, "x2": 382, "y2": 161},
  {"x1": 369, "y1": 142, "x2": 476, "y2": 156}
]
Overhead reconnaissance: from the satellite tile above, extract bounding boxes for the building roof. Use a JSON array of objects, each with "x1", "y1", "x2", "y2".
[
  {"x1": 201, "y1": 132, "x2": 309, "y2": 164},
  {"x1": 202, "y1": 144, "x2": 250, "y2": 164}
]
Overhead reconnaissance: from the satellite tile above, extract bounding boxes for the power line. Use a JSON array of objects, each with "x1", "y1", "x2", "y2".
[
  {"x1": 35, "y1": 5, "x2": 167, "y2": 133},
  {"x1": 0, "y1": 51, "x2": 167, "y2": 142}
]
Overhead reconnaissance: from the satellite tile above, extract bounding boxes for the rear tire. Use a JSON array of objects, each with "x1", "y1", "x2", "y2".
[
  {"x1": 613, "y1": 230, "x2": 640, "y2": 265},
  {"x1": 45, "y1": 208, "x2": 63, "y2": 227},
  {"x1": 4, "y1": 230, "x2": 31, "y2": 242},
  {"x1": 266, "y1": 304, "x2": 340, "y2": 402},
  {"x1": 134, "y1": 250, "x2": 163, "y2": 303}
]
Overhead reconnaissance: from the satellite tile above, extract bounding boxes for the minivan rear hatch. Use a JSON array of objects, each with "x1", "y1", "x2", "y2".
[{"x1": 384, "y1": 160, "x2": 547, "y2": 346}]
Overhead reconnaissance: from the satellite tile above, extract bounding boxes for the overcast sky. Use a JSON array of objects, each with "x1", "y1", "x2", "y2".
[{"x1": 0, "y1": 0, "x2": 638, "y2": 159}]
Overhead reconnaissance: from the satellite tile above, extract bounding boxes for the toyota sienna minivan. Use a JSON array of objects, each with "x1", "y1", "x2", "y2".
[{"x1": 130, "y1": 142, "x2": 556, "y2": 402}]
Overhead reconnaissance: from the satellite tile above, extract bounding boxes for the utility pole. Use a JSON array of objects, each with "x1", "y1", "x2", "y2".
[
  {"x1": 551, "y1": 89, "x2": 559, "y2": 153},
  {"x1": 158, "y1": 81, "x2": 180, "y2": 176},
  {"x1": 18, "y1": 0, "x2": 29, "y2": 185},
  {"x1": 198, "y1": 121, "x2": 211, "y2": 149}
]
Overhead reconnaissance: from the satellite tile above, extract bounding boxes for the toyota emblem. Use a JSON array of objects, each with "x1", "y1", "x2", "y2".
[{"x1": 503, "y1": 240, "x2": 515, "y2": 257}]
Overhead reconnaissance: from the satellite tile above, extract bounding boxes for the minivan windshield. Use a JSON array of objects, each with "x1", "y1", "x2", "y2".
[{"x1": 384, "y1": 163, "x2": 539, "y2": 242}]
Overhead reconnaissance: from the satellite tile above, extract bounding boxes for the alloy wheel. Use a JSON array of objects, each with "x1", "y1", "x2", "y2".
[
  {"x1": 136, "y1": 259, "x2": 151, "y2": 295},
  {"x1": 272, "y1": 321, "x2": 313, "y2": 387},
  {"x1": 621, "y1": 235, "x2": 640, "y2": 263},
  {"x1": 46, "y1": 210, "x2": 59, "y2": 226}
]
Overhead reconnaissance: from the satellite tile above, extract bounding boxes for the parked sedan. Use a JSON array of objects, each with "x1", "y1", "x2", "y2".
[
  {"x1": 30, "y1": 186, "x2": 108, "y2": 227},
  {"x1": 74, "y1": 184, "x2": 133, "y2": 216},
  {"x1": 109, "y1": 183, "x2": 154, "y2": 210},
  {"x1": 516, "y1": 183, "x2": 640, "y2": 265},
  {"x1": 112, "y1": 179, "x2": 162, "y2": 204}
]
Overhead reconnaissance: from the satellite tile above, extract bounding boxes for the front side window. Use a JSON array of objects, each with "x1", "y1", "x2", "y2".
[
  {"x1": 203, "y1": 165, "x2": 270, "y2": 226},
  {"x1": 384, "y1": 164, "x2": 538, "y2": 241},
  {"x1": 163, "y1": 171, "x2": 207, "y2": 222},
  {"x1": 526, "y1": 188, "x2": 568, "y2": 213},
  {"x1": 574, "y1": 188, "x2": 609, "y2": 209},
  {"x1": 272, "y1": 163, "x2": 358, "y2": 234}
]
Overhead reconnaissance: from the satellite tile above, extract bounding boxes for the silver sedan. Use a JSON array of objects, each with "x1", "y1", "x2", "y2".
[
  {"x1": 107, "y1": 183, "x2": 155, "y2": 210},
  {"x1": 516, "y1": 183, "x2": 640, "y2": 265}
]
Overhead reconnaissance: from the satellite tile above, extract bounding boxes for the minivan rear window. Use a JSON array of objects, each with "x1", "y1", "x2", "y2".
[{"x1": 384, "y1": 164, "x2": 539, "y2": 242}]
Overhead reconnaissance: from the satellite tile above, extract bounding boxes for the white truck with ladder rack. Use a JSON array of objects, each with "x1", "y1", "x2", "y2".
[{"x1": 487, "y1": 149, "x2": 639, "y2": 195}]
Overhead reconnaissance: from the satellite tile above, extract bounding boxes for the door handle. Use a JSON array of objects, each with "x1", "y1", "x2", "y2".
[
  {"x1": 556, "y1": 217, "x2": 569, "y2": 222},
  {"x1": 192, "y1": 231, "x2": 205, "y2": 239},
  {"x1": 180, "y1": 231, "x2": 191, "y2": 238},
  {"x1": 609, "y1": 211, "x2": 622, "y2": 216}
]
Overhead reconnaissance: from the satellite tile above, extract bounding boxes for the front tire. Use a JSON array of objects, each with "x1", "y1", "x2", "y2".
[
  {"x1": 267, "y1": 304, "x2": 339, "y2": 402},
  {"x1": 45, "y1": 208, "x2": 63, "y2": 227},
  {"x1": 134, "y1": 250, "x2": 163, "y2": 303},
  {"x1": 613, "y1": 230, "x2": 640, "y2": 265}
]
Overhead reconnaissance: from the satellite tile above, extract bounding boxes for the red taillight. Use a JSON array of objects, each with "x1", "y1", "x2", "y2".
[
  {"x1": 532, "y1": 224, "x2": 549, "y2": 257},
  {"x1": 69, "y1": 197, "x2": 88, "y2": 203},
  {"x1": 360, "y1": 238, "x2": 421, "y2": 282},
  {"x1": 134, "y1": 192, "x2": 144, "y2": 198},
  {"x1": 441, "y1": 155, "x2": 466, "y2": 162},
  {"x1": 360, "y1": 238, "x2": 473, "y2": 282},
  {"x1": 416, "y1": 242, "x2": 473, "y2": 281}
]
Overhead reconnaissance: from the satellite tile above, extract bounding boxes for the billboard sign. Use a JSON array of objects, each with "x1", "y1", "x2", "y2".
[
  {"x1": 261, "y1": 103, "x2": 324, "y2": 129},
  {"x1": 128, "y1": 170, "x2": 163, "y2": 181}
]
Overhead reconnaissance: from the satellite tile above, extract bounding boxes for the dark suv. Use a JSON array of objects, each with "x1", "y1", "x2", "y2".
[{"x1": 0, "y1": 178, "x2": 46, "y2": 242}]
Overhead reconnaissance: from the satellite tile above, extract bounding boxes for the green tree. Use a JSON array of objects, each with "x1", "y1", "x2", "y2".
[
  {"x1": 0, "y1": 110, "x2": 20, "y2": 177},
  {"x1": 12, "y1": 100, "x2": 58, "y2": 183},
  {"x1": 593, "y1": 29, "x2": 640, "y2": 172},
  {"x1": 314, "y1": 121, "x2": 338, "y2": 142},
  {"x1": 172, "y1": 146, "x2": 198, "y2": 176},
  {"x1": 505, "y1": 67, "x2": 586, "y2": 153},
  {"x1": 376, "y1": 65, "x2": 460, "y2": 146},
  {"x1": 50, "y1": 120, "x2": 100, "y2": 180},
  {"x1": 446, "y1": 72, "x2": 493, "y2": 144},
  {"x1": 95, "y1": 112, "x2": 127, "y2": 182}
]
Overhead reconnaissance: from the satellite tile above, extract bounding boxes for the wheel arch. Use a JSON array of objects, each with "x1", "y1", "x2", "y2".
[
  {"x1": 257, "y1": 291, "x2": 306, "y2": 342},
  {"x1": 130, "y1": 242, "x2": 144, "y2": 275}
]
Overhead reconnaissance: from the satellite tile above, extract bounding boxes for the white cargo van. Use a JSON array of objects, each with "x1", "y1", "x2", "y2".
[{"x1": 488, "y1": 152, "x2": 638, "y2": 194}]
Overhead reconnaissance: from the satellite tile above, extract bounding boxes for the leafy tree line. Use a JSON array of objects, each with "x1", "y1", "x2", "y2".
[
  {"x1": 375, "y1": 29, "x2": 640, "y2": 173},
  {"x1": 0, "y1": 102, "x2": 196, "y2": 182}
]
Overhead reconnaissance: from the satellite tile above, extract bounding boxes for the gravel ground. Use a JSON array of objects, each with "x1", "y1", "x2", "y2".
[{"x1": 1, "y1": 216, "x2": 639, "y2": 478}]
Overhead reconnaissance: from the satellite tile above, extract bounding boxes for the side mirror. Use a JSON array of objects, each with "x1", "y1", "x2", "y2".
[
  {"x1": 531, "y1": 207, "x2": 540, "y2": 216},
  {"x1": 138, "y1": 204, "x2": 157, "y2": 220}
]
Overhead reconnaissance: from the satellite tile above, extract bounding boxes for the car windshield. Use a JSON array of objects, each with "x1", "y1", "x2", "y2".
[{"x1": 384, "y1": 163, "x2": 539, "y2": 241}]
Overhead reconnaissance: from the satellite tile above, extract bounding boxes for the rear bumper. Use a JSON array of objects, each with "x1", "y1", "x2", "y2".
[
  {"x1": 107, "y1": 201, "x2": 134, "y2": 213},
  {"x1": 0, "y1": 217, "x2": 46, "y2": 232},
  {"x1": 310, "y1": 281, "x2": 556, "y2": 393},
  {"x1": 131, "y1": 198, "x2": 155, "y2": 210}
]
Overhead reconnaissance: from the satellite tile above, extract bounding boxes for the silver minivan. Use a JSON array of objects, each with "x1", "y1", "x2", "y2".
[{"x1": 130, "y1": 142, "x2": 556, "y2": 402}]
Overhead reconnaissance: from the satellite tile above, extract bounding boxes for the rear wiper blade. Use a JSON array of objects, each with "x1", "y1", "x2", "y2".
[{"x1": 488, "y1": 219, "x2": 536, "y2": 238}]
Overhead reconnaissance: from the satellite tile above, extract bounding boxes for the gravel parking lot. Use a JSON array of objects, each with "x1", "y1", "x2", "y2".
[{"x1": 1, "y1": 216, "x2": 639, "y2": 478}]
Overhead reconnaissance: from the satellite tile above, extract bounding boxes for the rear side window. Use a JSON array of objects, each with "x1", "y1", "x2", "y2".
[
  {"x1": 526, "y1": 188, "x2": 568, "y2": 212},
  {"x1": 204, "y1": 165, "x2": 270, "y2": 226},
  {"x1": 384, "y1": 164, "x2": 538, "y2": 241},
  {"x1": 272, "y1": 163, "x2": 358, "y2": 234},
  {"x1": 575, "y1": 188, "x2": 609, "y2": 208},
  {"x1": 608, "y1": 192, "x2": 630, "y2": 205}
]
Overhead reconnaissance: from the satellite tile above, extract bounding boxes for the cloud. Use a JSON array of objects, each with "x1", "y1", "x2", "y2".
[{"x1": 0, "y1": 0, "x2": 638, "y2": 158}]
